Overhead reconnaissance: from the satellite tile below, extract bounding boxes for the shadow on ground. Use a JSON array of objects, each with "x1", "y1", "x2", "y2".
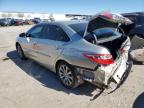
[
  {"x1": 133, "y1": 92, "x2": 144, "y2": 108},
  {"x1": 7, "y1": 50, "x2": 98, "y2": 97}
]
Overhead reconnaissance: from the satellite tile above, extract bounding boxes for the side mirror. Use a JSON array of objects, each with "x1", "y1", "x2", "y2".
[
  {"x1": 19, "y1": 33, "x2": 26, "y2": 37},
  {"x1": 26, "y1": 34, "x2": 32, "y2": 37}
]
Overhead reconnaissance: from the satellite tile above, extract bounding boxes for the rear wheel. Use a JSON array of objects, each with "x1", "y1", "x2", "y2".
[
  {"x1": 16, "y1": 44, "x2": 26, "y2": 59},
  {"x1": 57, "y1": 62, "x2": 79, "y2": 89}
]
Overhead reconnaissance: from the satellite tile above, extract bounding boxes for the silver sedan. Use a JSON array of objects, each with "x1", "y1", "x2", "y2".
[{"x1": 16, "y1": 13, "x2": 133, "y2": 92}]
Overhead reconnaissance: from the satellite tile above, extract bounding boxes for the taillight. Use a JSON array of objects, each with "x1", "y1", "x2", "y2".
[{"x1": 83, "y1": 53, "x2": 114, "y2": 65}]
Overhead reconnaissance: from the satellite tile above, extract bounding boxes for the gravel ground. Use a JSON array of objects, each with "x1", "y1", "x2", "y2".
[{"x1": 0, "y1": 25, "x2": 144, "y2": 108}]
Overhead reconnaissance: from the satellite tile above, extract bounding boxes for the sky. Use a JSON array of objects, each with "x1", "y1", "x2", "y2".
[{"x1": 0, "y1": 0, "x2": 144, "y2": 15}]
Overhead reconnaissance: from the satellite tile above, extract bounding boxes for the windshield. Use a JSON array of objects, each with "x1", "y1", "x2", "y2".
[
  {"x1": 93, "y1": 28, "x2": 121, "y2": 41},
  {"x1": 68, "y1": 23, "x2": 87, "y2": 36}
]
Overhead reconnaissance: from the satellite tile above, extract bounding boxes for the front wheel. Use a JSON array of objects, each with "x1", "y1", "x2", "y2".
[
  {"x1": 57, "y1": 62, "x2": 79, "y2": 89},
  {"x1": 16, "y1": 44, "x2": 26, "y2": 60}
]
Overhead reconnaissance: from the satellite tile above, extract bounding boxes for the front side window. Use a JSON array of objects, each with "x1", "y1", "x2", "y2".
[
  {"x1": 93, "y1": 28, "x2": 121, "y2": 41},
  {"x1": 42, "y1": 25, "x2": 70, "y2": 42},
  {"x1": 28, "y1": 25, "x2": 43, "y2": 38}
]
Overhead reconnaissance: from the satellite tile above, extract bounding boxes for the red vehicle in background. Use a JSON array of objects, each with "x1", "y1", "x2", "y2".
[
  {"x1": 11, "y1": 19, "x2": 25, "y2": 26},
  {"x1": 25, "y1": 20, "x2": 34, "y2": 25}
]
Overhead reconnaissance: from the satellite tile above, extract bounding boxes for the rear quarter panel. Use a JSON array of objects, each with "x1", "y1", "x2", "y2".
[{"x1": 57, "y1": 39, "x2": 111, "y2": 70}]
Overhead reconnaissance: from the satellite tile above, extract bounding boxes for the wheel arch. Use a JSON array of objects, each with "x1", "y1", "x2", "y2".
[
  {"x1": 55, "y1": 59, "x2": 71, "y2": 73},
  {"x1": 16, "y1": 41, "x2": 21, "y2": 46},
  {"x1": 16, "y1": 42, "x2": 20, "y2": 49}
]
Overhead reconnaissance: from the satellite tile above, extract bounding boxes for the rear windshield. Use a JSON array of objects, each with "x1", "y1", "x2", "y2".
[
  {"x1": 68, "y1": 23, "x2": 87, "y2": 36},
  {"x1": 93, "y1": 28, "x2": 121, "y2": 41}
]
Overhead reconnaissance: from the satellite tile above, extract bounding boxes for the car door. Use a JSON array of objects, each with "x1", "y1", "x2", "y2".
[
  {"x1": 35, "y1": 24, "x2": 70, "y2": 70},
  {"x1": 23, "y1": 25, "x2": 44, "y2": 60}
]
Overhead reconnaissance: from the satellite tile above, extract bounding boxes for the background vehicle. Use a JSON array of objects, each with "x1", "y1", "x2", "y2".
[
  {"x1": 32, "y1": 18, "x2": 42, "y2": 24},
  {"x1": 16, "y1": 13, "x2": 132, "y2": 92},
  {"x1": 11, "y1": 19, "x2": 25, "y2": 26},
  {"x1": 122, "y1": 12, "x2": 144, "y2": 40},
  {"x1": 42, "y1": 19, "x2": 51, "y2": 22},
  {"x1": 0, "y1": 18, "x2": 11, "y2": 26},
  {"x1": 25, "y1": 19, "x2": 34, "y2": 25},
  {"x1": 122, "y1": 12, "x2": 144, "y2": 63}
]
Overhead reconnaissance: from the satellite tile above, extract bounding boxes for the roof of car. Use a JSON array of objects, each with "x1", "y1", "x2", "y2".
[
  {"x1": 61, "y1": 20, "x2": 88, "y2": 25},
  {"x1": 39, "y1": 20, "x2": 88, "y2": 26}
]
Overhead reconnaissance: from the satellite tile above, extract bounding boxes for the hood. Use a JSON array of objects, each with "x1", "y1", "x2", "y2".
[{"x1": 84, "y1": 12, "x2": 133, "y2": 36}]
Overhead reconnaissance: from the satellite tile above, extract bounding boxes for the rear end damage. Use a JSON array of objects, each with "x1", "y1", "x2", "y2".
[
  {"x1": 75, "y1": 57, "x2": 132, "y2": 93},
  {"x1": 71, "y1": 12, "x2": 132, "y2": 92},
  {"x1": 74, "y1": 36, "x2": 132, "y2": 92}
]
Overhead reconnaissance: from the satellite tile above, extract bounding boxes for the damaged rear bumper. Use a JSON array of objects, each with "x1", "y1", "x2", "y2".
[
  {"x1": 75, "y1": 57, "x2": 133, "y2": 89},
  {"x1": 113, "y1": 60, "x2": 133, "y2": 89}
]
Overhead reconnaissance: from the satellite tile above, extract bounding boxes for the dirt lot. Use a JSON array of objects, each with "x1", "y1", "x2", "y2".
[{"x1": 0, "y1": 25, "x2": 144, "y2": 108}]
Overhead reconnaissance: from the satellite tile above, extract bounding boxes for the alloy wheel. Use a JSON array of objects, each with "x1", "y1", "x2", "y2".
[{"x1": 58, "y1": 64, "x2": 74, "y2": 86}]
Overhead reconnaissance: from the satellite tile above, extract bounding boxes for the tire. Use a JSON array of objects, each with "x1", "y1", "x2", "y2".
[
  {"x1": 16, "y1": 44, "x2": 26, "y2": 60},
  {"x1": 57, "y1": 62, "x2": 79, "y2": 89}
]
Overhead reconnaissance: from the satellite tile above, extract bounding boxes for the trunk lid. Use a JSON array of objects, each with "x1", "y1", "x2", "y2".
[
  {"x1": 84, "y1": 12, "x2": 133, "y2": 36},
  {"x1": 84, "y1": 12, "x2": 132, "y2": 61}
]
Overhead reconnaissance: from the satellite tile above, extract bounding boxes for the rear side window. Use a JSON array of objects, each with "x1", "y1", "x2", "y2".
[
  {"x1": 69, "y1": 23, "x2": 87, "y2": 36},
  {"x1": 93, "y1": 28, "x2": 121, "y2": 41},
  {"x1": 42, "y1": 25, "x2": 70, "y2": 42}
]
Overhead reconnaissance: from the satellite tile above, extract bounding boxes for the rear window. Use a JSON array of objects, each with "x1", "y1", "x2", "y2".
[
  {"x1": 93, "y1": 28, "x2": 121, "y2": 41},
  {"x1": 68, "y1": 23, "x2": 87, "y2": 36}
]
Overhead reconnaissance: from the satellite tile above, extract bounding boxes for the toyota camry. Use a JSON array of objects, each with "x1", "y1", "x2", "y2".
[{"x1": 16, "y1": 12, "x2": 133, "y2": 92}]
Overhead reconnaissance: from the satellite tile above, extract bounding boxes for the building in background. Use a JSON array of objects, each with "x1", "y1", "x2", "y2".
[{"x1": 0, "y1": 11, "x2": 90, "y2": 21}]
